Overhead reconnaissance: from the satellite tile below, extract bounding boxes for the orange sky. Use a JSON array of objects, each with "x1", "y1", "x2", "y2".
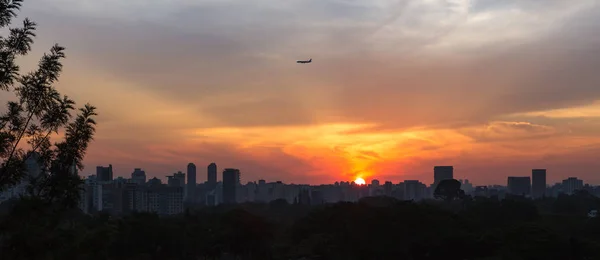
[{"x1": 7, "y1": 0, "x2": 600, "y2": 185}]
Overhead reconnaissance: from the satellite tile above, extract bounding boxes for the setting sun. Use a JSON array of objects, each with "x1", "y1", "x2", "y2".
[{"x1": 354, "y1": 177, "x2": 366, "y2": 185}]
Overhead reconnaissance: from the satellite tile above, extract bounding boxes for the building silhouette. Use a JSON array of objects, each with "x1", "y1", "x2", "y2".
[
  {"x1": 432, "y1": 166, "x2": 454, "y2": 192},
  {"x1": 562, "y1": 177, "x2": 584, "y2": 195},
  {"x1": 401, "y1": 180, "x2": 427, "y2": 200},
  {"x1": 96, "y1": 165, "x2": 113, "y2": 182},
  {"x1": 531, "y1": 169, "x2": 547, "y2": 198},
  {"x1": 207, "y1": 163, "x2": 217, "y2": 190},
  {"x1": 131, "y1": 168, "x2": 146, "y2": 185},
  {"x1": 187, "y1": 163, "x2": 196, "y2": 202},
  {"x1": 168, "y1": 172, "x2": 185, "y2": 188},
  {"x1": 0, "y1": 152, "x2": 43, "y2": 203},
  {"x1": 222, "y1": 168, "x2": 240, "y2": 204},
  {"x1": 507, "y1": 176, "x2": 531, "y2": 196}
]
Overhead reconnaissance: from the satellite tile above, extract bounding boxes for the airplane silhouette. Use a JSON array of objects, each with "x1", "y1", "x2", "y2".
[{"x1": 296, "y1": 58, "x2": 312, "y2": 64}]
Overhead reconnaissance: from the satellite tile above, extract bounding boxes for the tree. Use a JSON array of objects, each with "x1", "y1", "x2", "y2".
[
  {"x1": 0, "y1": 1, "x2": 98, "y2": 257},
  {"x1": 0, "y1": 0, "x2": 98, "y2": 207},
  {"x1": 434, "y1": 179, "x2": 465, "y2": 202}
]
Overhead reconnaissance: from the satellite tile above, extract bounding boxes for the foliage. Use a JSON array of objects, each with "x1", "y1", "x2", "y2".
[
  {"x1": 434, "y1": 178, "x2": 465, "y2": 201},
  {"x1": 0, "y1": 0, "x2": 98, "y2": 256},
  {"x1": 0, "y1": 0, "x2": 97, "y2": 207},
  {"x1": 1, "y1": 194, "x2": 599, "y2": 259}
]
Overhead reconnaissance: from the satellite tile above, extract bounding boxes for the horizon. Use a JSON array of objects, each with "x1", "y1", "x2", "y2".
[
  {"x1": 7, "y1": 0, "x2": 600, "y2": 185},
  {"x1": 94, "y1": 163, "x2": 592, "y2": 187}
]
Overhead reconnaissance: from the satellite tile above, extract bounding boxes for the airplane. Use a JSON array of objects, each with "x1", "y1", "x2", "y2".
[{"x1": 296, "y1": 58, "x2": 312, "y2": 64}]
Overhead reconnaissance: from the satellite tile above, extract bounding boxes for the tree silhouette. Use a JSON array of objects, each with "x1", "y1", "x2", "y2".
[
  {"x1": 0, "y1": 0, "x2": 97, "y2": 207},
  {"x1": 434, "y1": 179, "x2": 465, "y2": 201},
  {"x1": 0, "y1": 1, "x2": 98, "y2": 257}
]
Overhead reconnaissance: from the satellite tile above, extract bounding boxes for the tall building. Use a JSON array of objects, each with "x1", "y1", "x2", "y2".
[
  {"x1": 531, "y1": 169, "x2": 547, "y2": 198},
  {"x1": 187, "y1": 163, "x2": 196, "y2": 202},
  {"x1": 434, "y1": 166, "x2": 454, "y2": 182},
  {"x1": 207, "y1": 163, "x2": 217, "y2": 190},
  {"x1": 131, "y1": 168, "x2": 146, "y2": 185},
  {"x1": 222, "y1": 168, "x2": 240, "y2": 204},
  {"x1": 432, "y1": 166, "x2": 454, "y2": 191},
  {"x1": 384, "y1": 181, "x2": 393, "y2": 196},
  {"x1": 507, "y1": 176, "x2": 531, "y2": 196},
  {"x1": 96, "y1": 165, "x2": 113, "y2": 182}
]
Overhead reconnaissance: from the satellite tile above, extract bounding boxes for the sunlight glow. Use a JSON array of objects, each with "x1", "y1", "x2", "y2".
[{"x1": 354, "y1": 177, "x2": 366, "y2": 185}]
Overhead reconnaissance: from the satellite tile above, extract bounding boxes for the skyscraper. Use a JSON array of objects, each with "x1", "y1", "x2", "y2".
[
  {"x1": 432, "y1": 166, "x2": 454, "y2": 191},
  {"x1": 96, "y1": 165, "x2": 113, "y2": 182},
  {"x1": 531, "y1": 169, "x2": 546, "y2": 198},
  {"x1": 222, "y1": 168, "x2": 240, "y2": 204},
  {"x1": 434, "y1": 166, "x2": 454, "y2": 182},
  {"x1": 187, "y1": 163, "x2": 196, "y2": 202},
  {"x1": 207, "y1": 163, "x2": 217, "y2": 190}
]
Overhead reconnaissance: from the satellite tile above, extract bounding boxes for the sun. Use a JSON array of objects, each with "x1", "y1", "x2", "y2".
[{"x1": 354, "y1": 177, "x2": 366, "y2": 185}]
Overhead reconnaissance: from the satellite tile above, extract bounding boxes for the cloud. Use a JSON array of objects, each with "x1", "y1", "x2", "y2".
[
  {"x1": 5, "y1": 0, "x2": 600, "y2": 184},
  {"x1": 459, "y1": 121, "x2": 558, "y2": 143}
]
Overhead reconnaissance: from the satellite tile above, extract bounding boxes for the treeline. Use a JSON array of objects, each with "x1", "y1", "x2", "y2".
[{"x1": 2, "y1": 192, "x2": 600, "y2": 259}]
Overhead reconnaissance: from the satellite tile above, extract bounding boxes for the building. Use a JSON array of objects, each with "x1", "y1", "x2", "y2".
[
  {"x1": 84, "y1": 175, "x2": 102, "y2": 212},
  {"x1": 78, "y1": 183, "x2": 90, "y2": 214},
  {"x1": 384, "y1": 181, "x2": 393, "y2": 196},
  {"x1": 311, "y1": 189, "x2": 324, "y2": 205},
  {"x1": 187, "y1": 163, "x2": 196, "y2": 202},
  {"x1": 168, "y1": 171, "x2": 185, "y2": 188},
  {"x1": 507, "y1": 176, "x2": 531, "y2": 196},
  {"x1": 0, "y1": 152, "x2": 43, "y2": 203},
  {"x1": 472, "y1": 186, "x2": 489, "y2": 197},
  {"x1": 434, "y1": 166, "x2": 454, "y2": 182},
  {"x1": 296, "y1": 188, "x2": 311, "y2": 205},
  {"x1": 136, "y1": 183, "x2": 184, "y2": 215},
  {"x1": 222, "y1": 168, "x2": 240, "y2": 204},
  {"x1": 460, "y1": 179, "x2": 474, "y2": 194},
  {"x1": 256, "y1": 179, "x2": 269, "y2": 202},
  {"x1": 148, "y1": 177, "x2": 162, "y2": 186},
  {"x1": 96, "y1": 165, "x2": 113, "y2": 182},
  {"x1": 432, "y1": 166, "x2": 454, "y2": 192},
  {"x1": 401, "y1": 180, "x2": 427, "y2": 201},
  {"x1": 207, "y1": 163, "x2": 217, "y2": 190},
  {"x1": 531, "y1": 169, "x2": 546, "y2": 198},
  {"x1": 131, "y1": 168, "x2": 146, "y2": 185},
  {"x1": 561, "y1": 177, "x2": 584, "y2": 195}
]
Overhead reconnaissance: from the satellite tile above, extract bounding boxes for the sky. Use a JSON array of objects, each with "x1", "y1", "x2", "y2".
[{"x1": 8, "y1": 0, "x2": 600, "y2": 185}]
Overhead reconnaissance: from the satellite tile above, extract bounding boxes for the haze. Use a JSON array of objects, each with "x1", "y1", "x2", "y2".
[{"x1": 12, "y1": 0, "x2": 600, "y2": 185}]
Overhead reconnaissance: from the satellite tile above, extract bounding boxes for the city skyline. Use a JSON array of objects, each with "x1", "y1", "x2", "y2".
[
  {"x1": 11, "y1": 0, "x2": 600, "y2": 184},
  {"x1": 94, "y1": 162, "x2": 595, "y2": 187}
]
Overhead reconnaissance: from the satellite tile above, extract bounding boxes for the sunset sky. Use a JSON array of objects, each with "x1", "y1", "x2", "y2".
[{"x1": 12, "y1": 0, "x2": 600, "y2": 185}]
